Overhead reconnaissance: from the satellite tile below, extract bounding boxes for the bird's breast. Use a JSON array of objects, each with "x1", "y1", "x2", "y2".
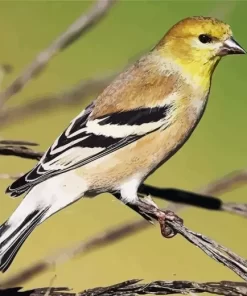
[{"x1": 76, "y1": 94, "x2": 209, "y2": 192}]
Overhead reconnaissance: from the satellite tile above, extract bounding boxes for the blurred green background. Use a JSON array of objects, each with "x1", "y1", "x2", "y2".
[{"x1": 0, "y1": 0, "x2": 247, "y2": 293}]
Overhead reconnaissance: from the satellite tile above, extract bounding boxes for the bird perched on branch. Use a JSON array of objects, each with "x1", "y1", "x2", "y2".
[{"x1": 0, "y1": 16, "x2": 245, "y2": 272}]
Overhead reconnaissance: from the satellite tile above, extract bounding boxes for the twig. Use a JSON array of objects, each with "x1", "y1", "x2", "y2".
[
  {"x1": 0, "y1": 145, "x2": 42, "y2": 160},
  {"x1": 139, "y1": 172, "x2": 247, "y2": 217},
  {"x1": 222, "y1": 203, "x2": 247, "y2": 218},
  {"x1": 0, "y1": 140, "x2": 38, "y2": 146},
  {"x1": 0, "y1": 173, "x2": 24, "y2": 180},
  {"x1": 32, "y1": 279, "x2": 247, "y2": 296},
  {"x1": 0, "y1": 73, "x2": 117, "y2": 127},
  {"x1": 0, "y1": 64, "x2": 13, "y2": 91},
  {"x1": 0, "y1": 64, "x2": 13, "y2": 75},
  {"x1": 197, "y1": 170, "x2": 247, "y2": 197},
  {"x1": 0, "y1": 0, "x2": 117, "y2": 107},
  {"x1": 2, "y1": 280, "x2": 247, "y2": 296},
  {"x1": 164, "y1": 170, "x2": 247, "y2": 214}
]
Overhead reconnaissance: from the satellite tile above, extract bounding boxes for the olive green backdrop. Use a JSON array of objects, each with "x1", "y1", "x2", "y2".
[{"x1": 0, "y1": 0, "x2": 246, "y2": 293}]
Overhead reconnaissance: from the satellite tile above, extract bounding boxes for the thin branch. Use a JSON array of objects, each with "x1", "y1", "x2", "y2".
[
  {"x1": 222, "y1": 203, "x2": 247, "y2": 218},
  {"x1": 197, "y1": 170, "x2": 247, "y2": 197},
  {"x1": 0, "y1": 0, "x2": 117, "y2": 107},
  {"x1": 0, "y1": 140, "x2": 38, "y2": 146},
  {"x1": 0, "y1": 145, "x2": 42, "y2": 160},
  {"x1": 0, "y1": 173, "x2": 24, "y2": 180},
  {"x1": 3, "y1": 279, "x2": 247, "y2": 296},
  {"x1": 0, "y1": 64, "x2": 13, "y2": 92},
  {"x1": 0, "y1": 64, "x2": 13, "y2": 75},
  {"x1": 163, "y1": 170, "x2": 247, "y2": 215},
  {"x1": 0, "y1": 73, "x2": 117, "y2": 127},
  {"x1": 139, "y1": 174, "x2": 247, "y2": 217}
]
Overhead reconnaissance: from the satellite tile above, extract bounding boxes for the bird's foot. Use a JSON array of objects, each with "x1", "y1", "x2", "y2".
[{"x1": 136, "y1": 196, "x2": 183, "y2": 238}]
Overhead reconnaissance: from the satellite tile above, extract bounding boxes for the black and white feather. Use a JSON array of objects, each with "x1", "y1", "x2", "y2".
[{"x1": 7, "y1": 102, "x2": 173, "y2": 197}]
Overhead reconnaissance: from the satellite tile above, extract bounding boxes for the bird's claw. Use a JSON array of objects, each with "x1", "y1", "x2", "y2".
[
  {"x1": 136, "y1": 197, "x2": 183, "y2": 238},
  {"x1": 142, "y1": 194, "x2": 158, "y2": 208},
  {"x1": 158, "y1": 210, "x2": 183, "y2": 238}
]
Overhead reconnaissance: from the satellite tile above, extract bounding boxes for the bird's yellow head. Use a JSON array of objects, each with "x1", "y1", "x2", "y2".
[{"x1": 155, "y1": 16, "x2": 245, "y2": 82}]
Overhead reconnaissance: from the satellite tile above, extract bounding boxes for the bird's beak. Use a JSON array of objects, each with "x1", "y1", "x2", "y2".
[{"x1": 218, "y1": 37, "x2": 246, "y2": 56}]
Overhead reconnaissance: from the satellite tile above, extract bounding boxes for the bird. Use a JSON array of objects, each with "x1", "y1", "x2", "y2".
[{"x1": 0, "y1": 16, "x2": 245, "y2": 272}]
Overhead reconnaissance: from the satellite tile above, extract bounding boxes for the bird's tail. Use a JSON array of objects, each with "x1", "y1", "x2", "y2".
[
  {"x1": 0, "y1": 207, "x2": 49, "y2": 272},
  {"x1": 0, "y1": 169, "x2": 87, "y2": 272}
]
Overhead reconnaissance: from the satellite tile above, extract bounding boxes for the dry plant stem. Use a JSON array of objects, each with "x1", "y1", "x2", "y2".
[
  {"x1": 0, "y1": 173, "x2": 24, "y2": 180},
  {"x1": 0, "y1": 0, "x2": 117, "y2": 107},
  {"x1": 77, "y1": 279, "x2": 247, "y2": 296},
  {"x1": 140, "y1": 174, "x2": 247, "y2": 218},
  {"x1": 0, "y1": 73, "x2": 117, "y2": 127},
  {"x1": 0, "y1": 64, "x2": 13, "y2": 91},
  {"x1": 0, "y1": 145, "x2": 42, "y2": 160},
  {"x1": 198, "y1": 170, "x2": 247, "y2": 197},
  {"x1": 0, "y1": 140, "x2": 38, "y2": 146},
  {"x1": 161, "y1": 169, "x2": 247, "y2": 214},
  {"x1": 222, "y1": 203, "x2": 247, "y2": 217},
  {"x1": 2, "y1": 280, "x2": 247, "y2": 296}
]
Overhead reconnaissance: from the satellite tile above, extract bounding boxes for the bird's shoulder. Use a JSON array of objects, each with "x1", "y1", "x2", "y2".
[
  {"x1": 90, "y1": 53, "x2": 182, "y2": 120},
  {"x1": 6, "y1": 53, "x2": 186, "y2": 197}
]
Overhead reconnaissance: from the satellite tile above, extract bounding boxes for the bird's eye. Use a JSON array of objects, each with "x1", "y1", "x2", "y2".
[{"x1": 198, "y1": 34, "x2": 212, "y2": 44}]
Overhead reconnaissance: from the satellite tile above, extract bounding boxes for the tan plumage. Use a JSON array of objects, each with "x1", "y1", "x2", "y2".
[
  {"x1": 78, "y1": 54, "x2": 206, "y2": 192},
  {"x1": 0, "y1": 16, "x2": 245, "y2": 272},
  {"x1": 91, "y1": 56, "x2": 179, "y2": 117}
]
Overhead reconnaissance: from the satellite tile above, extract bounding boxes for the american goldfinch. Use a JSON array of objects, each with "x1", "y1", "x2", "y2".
[{"x1": 0, "y1": 16, "x2": 245, "y2": 272}]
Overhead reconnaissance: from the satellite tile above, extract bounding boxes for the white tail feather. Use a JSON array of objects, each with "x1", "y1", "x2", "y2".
[{"x1": 0, "y1": 171, "x2": 88, "y2": 272}]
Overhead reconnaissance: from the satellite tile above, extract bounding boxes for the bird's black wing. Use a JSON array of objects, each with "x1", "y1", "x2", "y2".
[{"x1": 7, "y1": 102, "x2": 173, "y2": 197}]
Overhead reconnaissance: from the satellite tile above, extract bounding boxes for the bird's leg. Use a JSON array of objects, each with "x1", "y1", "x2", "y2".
[
  {"x1": 113, "y1": 192, "x2": 155, "y2": 223},
  {"x1": 113, "y1": 192, "x2": 183, "y2": 238},
  {"x1": 135, "y1": 195, "x2": 183, "y2": 238}
]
